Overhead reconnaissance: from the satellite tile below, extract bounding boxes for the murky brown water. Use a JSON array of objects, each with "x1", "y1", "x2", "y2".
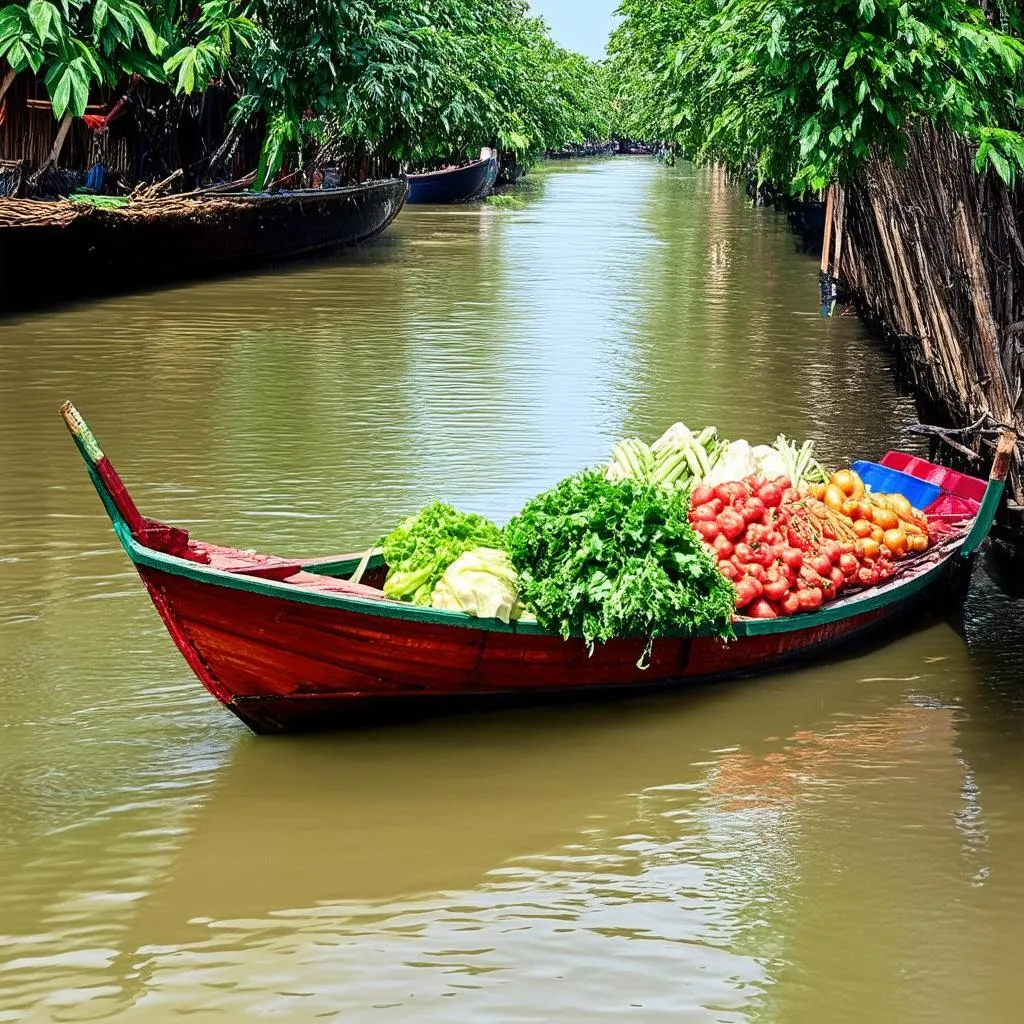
[{"x1": 1, "y1": 158, "x2": 1023, "y2": 1022}]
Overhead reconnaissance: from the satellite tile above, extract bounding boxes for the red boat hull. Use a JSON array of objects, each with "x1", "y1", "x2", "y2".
[{"x1": 137, "y1": 563, "x2": 940, "y2": 733}]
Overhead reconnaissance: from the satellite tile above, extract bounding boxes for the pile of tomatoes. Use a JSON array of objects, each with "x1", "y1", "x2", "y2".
[{"x1": 689, "y1": 477, "x2": 900, "y2": 620}]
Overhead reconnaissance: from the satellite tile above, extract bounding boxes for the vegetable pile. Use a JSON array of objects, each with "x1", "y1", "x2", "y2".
[
  {"x1": 504, "y1": 470, "x2": 735, "y2": 645},
  {"x1": 377, "y1": 423, "x2": 940, "y2": 638}
]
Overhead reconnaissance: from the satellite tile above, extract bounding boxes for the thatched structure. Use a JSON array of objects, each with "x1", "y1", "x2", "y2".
[{"x1": 825, "y1": 125, "x2": 1024, "y2": 543}]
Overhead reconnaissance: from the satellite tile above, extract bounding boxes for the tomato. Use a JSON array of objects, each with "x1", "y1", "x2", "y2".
[
  {"x1": 742, "y1": 497, "x2": 767, "y2": 524},
  {"x1": 830, "y1": 566, "x2": 846, "y2": 591},
  {"x1": 747, "y1": 563, "x2": 767, "y2": 583},
  {"x1": 781, "y1": 547, "x2": 804, "y2": 570},
  {"x1": 695, "y1": 520, "x2": 720, "y2": 543},
  {"x1": 809, "y1": 554, "x2": 833, "y2": 576},
  {"x1": 797, "y1": 587, "x2": 823, "y2": 611},
  {"x1": 856, "y1": 566, "x2": 880, "y2": 587},
  {"x1": 764, "y1": 576, "x2": 789, "y2": 602},
  {"x1": 690, "y1": 504, "x2": 718, "y2": 522},
  {"x1": 822, "y1": 540, "x2": 842, "y2": 563},
  {"x1": 707, "y1": 498, "x2": 725, "y2": 515},
  {"x1": 781, "y1": 591, "x2": 801, "y2": 616},
  {"x1": 691, "y1": 484, "x2": 715, "y2": 507},
  {"x1": 715, "y1": 482, "x2": 748, "y2": 505},
  {"x1": 758, "y1": 482, "x2": 783, "y2": 507},
  {"x1": 734, "y1": 576, "x2": 763, "y2": 609},
  {"x1": 717, "y1": 508, "x2": 746, "y2": 541},
  {"x1": 746, "y1": 599, "x2": 778, "y2": 619},
  {"x1": 712, "y1": 534, "x2": 734, "y2": 560},
  {"x1": 782, "y1": 487, "x2": 802, "y2": 504},
  {"x1": 717, "y1": 559, "x2": 740, "y2": 580},
  {"x1": 838, "y1": 552, "x2": 859, "y2": 576}
]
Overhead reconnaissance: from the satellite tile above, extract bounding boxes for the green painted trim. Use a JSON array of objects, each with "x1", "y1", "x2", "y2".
[
  {"x1": 959, "y1": 475, "x2": 1006, "y2": 557},
  {"x1": 118, "y1": 527, "x2": 960, "y2": 641}
]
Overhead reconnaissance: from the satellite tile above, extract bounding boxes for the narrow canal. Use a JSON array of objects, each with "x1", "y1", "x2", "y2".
[{"x1": 1, "y1": 158, "x2": 1023, "y2": 1022}]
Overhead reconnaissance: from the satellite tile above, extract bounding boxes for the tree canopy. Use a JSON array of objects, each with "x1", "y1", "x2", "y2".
[
  {"x1": 607, "y1": 0, "x2": 1024, "y2": 191},
  {"x1": 0, "y1": 0, "x2": 611, "y2": 184}
]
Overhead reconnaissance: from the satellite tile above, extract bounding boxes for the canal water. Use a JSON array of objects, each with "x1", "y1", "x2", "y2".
[{"x1": 1, "y1": 158, "x2": 1022, "y2": 1022}]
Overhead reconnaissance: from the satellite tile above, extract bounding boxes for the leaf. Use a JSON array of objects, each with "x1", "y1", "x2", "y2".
[{"x1": 27, "y1": 0, "x2": 55, "y2": 44}]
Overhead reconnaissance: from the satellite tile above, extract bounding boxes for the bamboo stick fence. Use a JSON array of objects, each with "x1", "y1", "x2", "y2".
[{"x1": 826, "y1": 124, "x2": 1024, "y2": 536}]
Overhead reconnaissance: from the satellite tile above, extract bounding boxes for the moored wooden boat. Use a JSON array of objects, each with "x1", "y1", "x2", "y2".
[
  {"x1": 407, "y1": 154, "x2": 498, "y2": 204},
  {"x1": 0, "y1": 178, "x2": 409, "y2": 308},
  {"x1": 61, "y1": 403, "x2": 1014, "y2": 734}
]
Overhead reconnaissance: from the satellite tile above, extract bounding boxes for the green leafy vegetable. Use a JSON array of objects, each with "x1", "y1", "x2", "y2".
[
  {"x1": 381, "y1": 502, "x2": 503, "y2": 606},
  {"x1": 505, "y1": 470, "x2": 735, "y2": 646}
]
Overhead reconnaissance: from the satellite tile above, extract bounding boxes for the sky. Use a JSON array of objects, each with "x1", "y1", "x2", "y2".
[{"x1": 529, "y1": 0, "x2": 620, "y2": 61}]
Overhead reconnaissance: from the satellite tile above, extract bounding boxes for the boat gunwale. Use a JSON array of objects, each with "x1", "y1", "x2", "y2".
[{"x1": 406, "y1": 157, "x2": 494, "y2": 183}]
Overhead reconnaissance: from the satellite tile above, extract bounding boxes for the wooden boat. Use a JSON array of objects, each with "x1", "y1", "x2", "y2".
[
  {"x1": 407, "y1": 154, "x2": 498, "y2": 204},
  {"x1": 0, "y1": 177, "x2": 409, "y2": 308},
  {"x1": 61, "y1": 403, "x2": 1014, "y2": 735}
]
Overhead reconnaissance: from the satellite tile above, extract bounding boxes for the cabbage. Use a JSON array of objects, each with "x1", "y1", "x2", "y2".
[
  {"x1": 703, "y1": 439, "x2": 756, "y2": 486},
  {"x1": 430, "y1": 547, "x2": 530, "y2": 623}
]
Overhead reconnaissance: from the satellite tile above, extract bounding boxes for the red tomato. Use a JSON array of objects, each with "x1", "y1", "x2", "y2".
[
  {"x1": 742, "y1": 497, "x2": 767, "y2": 525},
  {"x1": 746, "y1": 599, "x2": 778, "y2": 619},
  {"x1": 809, "y1": 554, "x2": 833, "y2": 576},
  {"x1": 717, "y1": 508, "x2": 746, "y2": 541},
  {"x1": 713, "y1": 534, "x2": 735, "y2": 560},
  {"x1": 691, "y1": 484, "x2": 715, "y2": 507},
  {"x1": 781, "y1": 547, "x2": 804, "y2": 570},
  {"x1": 690, "y1": 504, "x2": 718, "y2": 522},
  {"x1": 695, "y1": 520, "x2": 720, "y2": 542},
  {"x1": 758, "y1": 482, "x2": 784, "y2": 508},
  {"x1": 764, "y1": 576, "x2": 789, "y2": 602},
  {"x1": 781, "y1": 591, "x2": 801, "y2": 616},
  {"x1": 838, "y1": 553, "x2": 859, "y2": 576},
  {"x1": 857, "y1": 566, "x2": 880, "y2": 587},
  {"x1": 822, "y1": 541, "x2": 842, "y2": 563},
  {"x1": 734, "y1": 542, "x2": 755, "y2": 564},
  {"x1": 708, "y1": 498, "x2": 725, "y2": 515},
  {"x1": 747, "y1": 564, "x2": 767, "y2": 583},
  {"x1": 797, "y1": 587, "x2": 823, "y2": 611},
  {"x1": 734, "y1": 576, "x2": 763, "y2": 609},
  {"x1": 718, "y1": 559, "x2": 740, "y2": 580},
  {"x1": 830, "y1": 566, "x2": 845, "y2": 592}
]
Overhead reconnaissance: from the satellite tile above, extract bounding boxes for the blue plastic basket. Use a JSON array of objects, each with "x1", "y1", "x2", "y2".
[{"x1": 851, "y1": 461, "x2": 942, "y2": 510}]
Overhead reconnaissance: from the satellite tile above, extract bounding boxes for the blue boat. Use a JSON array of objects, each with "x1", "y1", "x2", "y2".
[{"x1": 407, "y1": 153, "x2": 498, "y2": 204}]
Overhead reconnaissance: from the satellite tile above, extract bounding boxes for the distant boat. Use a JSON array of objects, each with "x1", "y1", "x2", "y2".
[
  {"x1": 61, "y1": 401, "x2": 1014, "y2": 735},
  {"x1": 0, "y1": 177, "x2": 409, "y2": 308},
  {"x1": 407, "y1": 151, "x2": 498, "y2": 204}
]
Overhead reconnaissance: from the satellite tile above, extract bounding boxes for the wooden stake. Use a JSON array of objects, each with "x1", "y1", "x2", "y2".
[
  {"x1": 820, "y1": 185, "x2": 835, "y2": 273},
  {"x1": 0, "y1": 68, "x2": 15, "y2": 105}
]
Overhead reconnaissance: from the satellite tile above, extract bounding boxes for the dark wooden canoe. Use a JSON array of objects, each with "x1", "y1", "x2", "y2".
[
  {"x1": 0, "y1": 178, "x2": 409, "y2": 308},
  {"x1": 407, "y1": 155, "x2": 498, "y2": 204},
  {"x1": 61, "y1": 403, "x2": 1014, "y2": 735}
]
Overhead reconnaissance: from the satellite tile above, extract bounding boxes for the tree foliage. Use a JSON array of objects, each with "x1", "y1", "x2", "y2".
[
  {"x1": 607, "y1": 0, "x2": 1024, "y2": 190},
  {"x1": 0, "y1": 0, "x2": 610, "y2": 184}
]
